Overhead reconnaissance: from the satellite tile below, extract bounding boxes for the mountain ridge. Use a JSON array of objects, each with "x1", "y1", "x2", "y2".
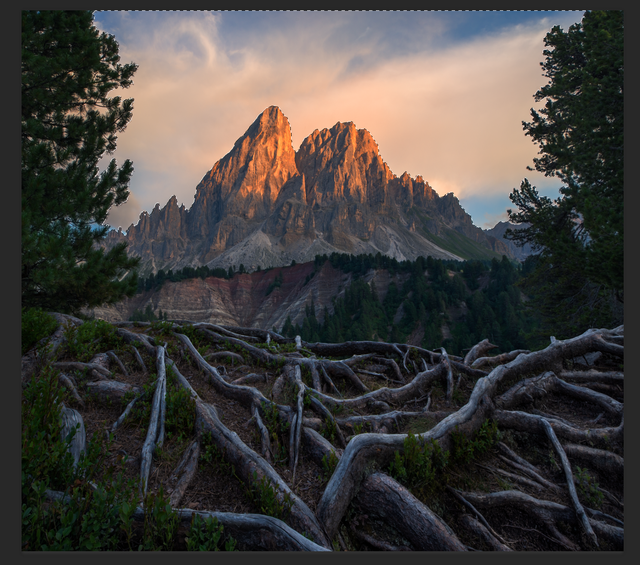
[{"x1": 105, "y1": 106, "x2": 522, "y2": 276}]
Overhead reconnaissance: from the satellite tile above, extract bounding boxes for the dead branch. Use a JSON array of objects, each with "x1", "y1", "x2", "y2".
[
  {"x1": 471, "y1": 349, "x2": 529, "y2": 370},
  {"x1": 463, "y1": 338, "x2": 498, "y2": 366}
]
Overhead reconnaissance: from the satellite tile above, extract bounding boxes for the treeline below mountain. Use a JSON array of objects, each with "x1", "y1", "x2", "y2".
[{"x1": 130, "y1": 252, "x2": 543, "y2": 356}]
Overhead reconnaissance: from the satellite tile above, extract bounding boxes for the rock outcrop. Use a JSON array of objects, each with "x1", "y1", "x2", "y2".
[{"x1": 106, "y1": 106, "x2": 512, "y2": 277}]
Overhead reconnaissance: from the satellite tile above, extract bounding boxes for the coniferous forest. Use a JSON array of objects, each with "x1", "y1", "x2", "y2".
[{"x1": 279, "y1": 253, "x2": 536, "y2": 355}]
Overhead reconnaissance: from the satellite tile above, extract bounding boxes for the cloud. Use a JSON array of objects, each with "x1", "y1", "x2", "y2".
[
  {"x1": 105, "y1": 190, "x2": 142, "y2": 232},
  {"x1": 100, "y1": 11, "x2": 582, "y2": 229}
]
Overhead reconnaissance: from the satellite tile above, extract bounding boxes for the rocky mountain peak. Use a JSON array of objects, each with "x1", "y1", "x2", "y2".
[{"x1": 110, "y1": 106, "x2": 523, "y2": 277}]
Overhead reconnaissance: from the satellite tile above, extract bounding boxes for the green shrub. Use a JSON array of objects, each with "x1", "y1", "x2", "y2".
[
  {"x1": 21, "y1": 364, "x2": 139, "y2": 551},
  {"x1": 262, "y1": 403, "x2": 290, "y2": 464},
  {"x1": 321, "y1": 451, "x2": 339, "y2": 482},
  {"x1": 22, "y1": 307, "x2": 58, "y2": 355},
  {"x1": 388, "y1": 432, "x2": 448, "y2": 498},
  {"x1": 575, "y1": 466, "x2": 604, "y2": 509},
  {"x1": 245, "y1": 471, "x2": 293, "y2": 520},
  {"x1": 140, "y1": 486, "x2": 179, "y2": 550},
  {"x1": 63, "y1": 318, "x2": 123, "y2": 362},
  {"x1": 186, "y1": 513, "x2": 237, "y2": 551}
]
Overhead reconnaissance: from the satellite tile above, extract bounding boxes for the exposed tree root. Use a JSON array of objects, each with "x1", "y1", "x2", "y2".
[
  {"x1": 562, "y1": 443, "x2": 624, "y2": 480},
  {"x1": 471, "y1": 349, "x2": 530, "y2": 370},
  {"x1": 25, "y1": 318, "x2": 623, "y2": 551},
  {"x1": 463, "y1": 338, "x2": 498, "y2": 366},
  {"x1": 458, "y1": 489, "x2": 623, "y2": 550},
  {"x1": 541, "y1": 418, "x2": 598, "y2": 547},
  {"x1": 353, "y1": 473, "x2": 468, "y2": 551},
  {"x1": 168, "y1": 440, "x2": 200, "y2": 508},
  {"x1": 139, "y1": 345, "x2": 167, "y2": 499},
  {"x1": 458, "y1": 513, "x2": 512, "y2": 551},
  {"x1": 60, "y1": 403, "x2": 86, "y2": 467}
]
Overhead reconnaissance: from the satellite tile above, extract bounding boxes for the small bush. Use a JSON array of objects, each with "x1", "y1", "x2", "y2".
[
  {"x1": 186, "y1": 513, "x2": 237, "y2": 551},
  {"x1": 574, "y1": 466, "x2": 604, "y2": 509},
  {"x1": 245, "y1": 471, "x2": 293, "y2": 520},
  {"x1": 22, "y1": 307, "x2": 58, "y2": 355},
  {"x1": 62, "y1": 318, "x2": 123, "y2": 362}
]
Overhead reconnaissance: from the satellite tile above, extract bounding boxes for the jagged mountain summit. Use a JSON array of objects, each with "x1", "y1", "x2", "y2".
[{"x1": 106, "y1": 106, "x2": 512, "y2": 276}]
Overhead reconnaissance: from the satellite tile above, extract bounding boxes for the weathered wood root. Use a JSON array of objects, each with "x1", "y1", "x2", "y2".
[
  {"x1": 494, "y1": 409, "x2": 623, "y2": 450},
  {"x1": 458, "y1": 513, "x2": 512, "y2": 551},
  {"x1": 288, "y1": 366, "x2": 305, "y2": 482},
  {"x1": 559, "y1": 370, "x2": 623, "y2": 385},
  {"x1": 232, "y1": 372, "x2": 270, "y2": 386},
  {"x1": 471, "y1": 349, "x2": 530, "y2": 370},
  {"x1": 306, "y1": 361, "x2": 448, "y2": 412},
  {"x1": 439, "y1": 347, "x2": 454, "y2": 404},
  {"x1": 496, "y1": 442, "x2": 562, "y2": 493},
  {"x1": 459, "y1": 489, "x2": 623, "y2": 550},
  {"x1": 562, "y1": 442, "x2": 624, "y2": 481},
  {"x1": 168, "y1": 440, "x2": 200, "y2": 508},
  {"x1": 463, "y1": 338, "x2": 498, "y2": 366},
  {"x1": 60, "y1": 403, "x2": 86, "y2": 467},
  {"x1": 205, "y1": 351, "x2": 245, "y2": 364},
  {"x1": 316, "y1": 327, "x2": 623, "y2": 538},
  {"x1": 173, "y1": 509, "x2": 331, "y2": 551},
  {"x1": 446, "y1": 486, "x2": 510, "y2": 546},
  {"x1": 139, "y1": 345, "x2": 167, "y2": 499},
  {"x1": 58, "y1": 373, "x2": 84, "y2": 407},
  {"x1": 321, "y1": 360, "x2": 370, "y2": 394},
  {"x1": 130, "y1": 345, "x2": 148, "y2": 374},
  {"x1": 86, "y1": 380, "x2": 141, "y2": 404},
  {"x1": 541, "y1": 418, "x2": 598, "y2": 547},
  {"x1": 496, "y1": 371, "x2": 622, "y2": 419},
  {"x1": 111, "y1": 393, "x2": 142, "y2": 433},
  {"x1": 194, "y1": 399, "x2": 331, "y2": 548},
  {"x1": 353, "y1": 472, "x2": 468, "y2": 551},
  {"x1": 106, "y1": 350, "x2": 128, "y2": 376},
  {"x1": 52, "y1": 361, "x2": 111, "y2": 380},
  {"x1": 349, "y1": 522, "x2": 410, "y2": 550},
  {"x1": 252, "y1": 402, "x2": 274, "y2": 464},
  {"x1": 172, "y1": 331, "x2": 283, "y2": 411}
]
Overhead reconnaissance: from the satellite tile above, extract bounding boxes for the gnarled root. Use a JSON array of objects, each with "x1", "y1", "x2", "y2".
[{"x1": 353, "y1": 472, "x2": 467, "y2": 551}]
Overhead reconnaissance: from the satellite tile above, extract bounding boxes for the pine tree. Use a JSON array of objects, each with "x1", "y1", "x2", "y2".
[
  {"x1": 506, "y1": 11, "x2": 623, "y2": 335},
  {"x1": 22, "y1": 11, "x2": 140, "y2": 313}
]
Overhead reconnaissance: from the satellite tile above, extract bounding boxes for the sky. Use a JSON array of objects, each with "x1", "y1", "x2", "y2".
[{"x1": 93, "y1": 10, "x2": 586, "y2": 232}]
